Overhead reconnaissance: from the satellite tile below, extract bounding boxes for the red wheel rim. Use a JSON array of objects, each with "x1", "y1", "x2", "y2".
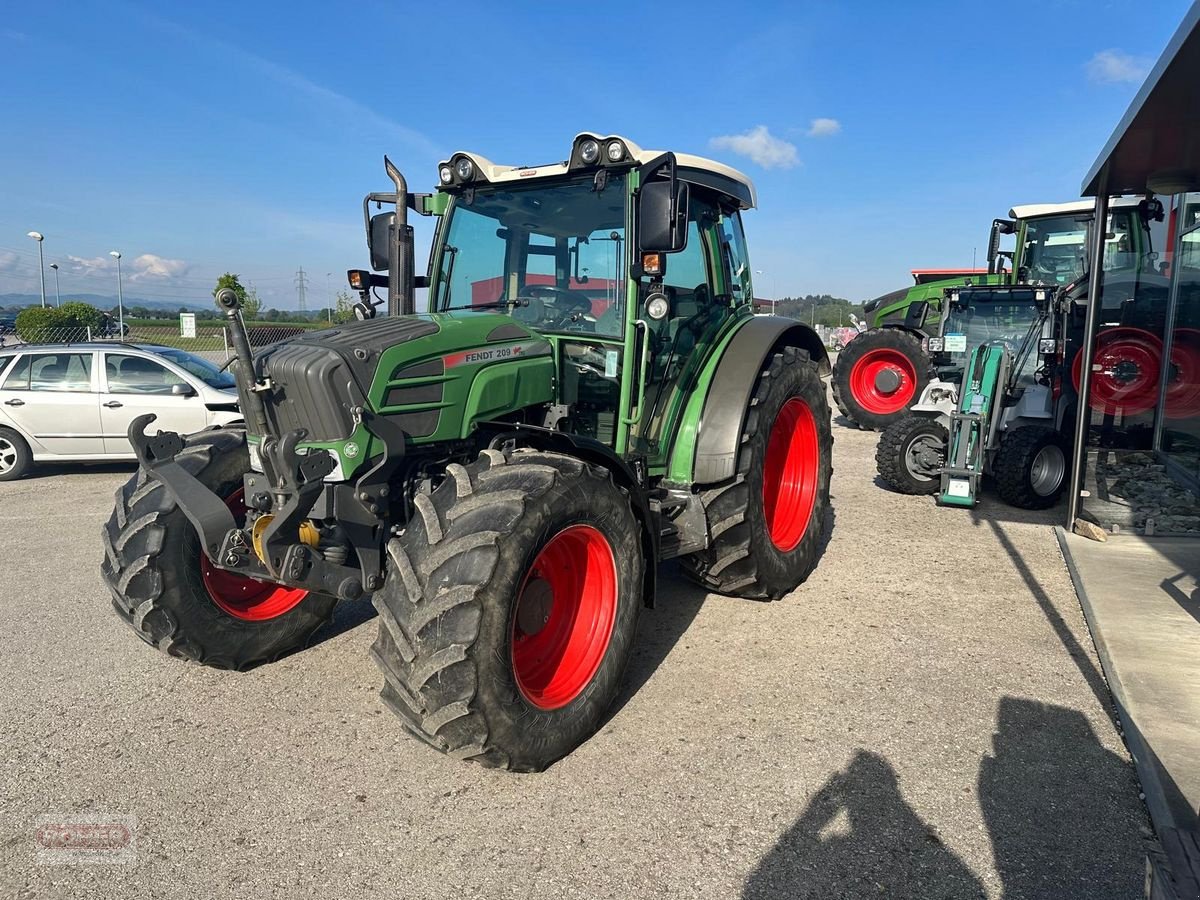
[
  {"x1": 1166, "y1": 328, "x2": 1200, "y2": 418},
  {"x1": 1072, "y1": 327, "x2": 1162, "y2": 416},
  {"x1": 849, "y1": 348, "x2": 918, "y2": 414},
  {"x1": 200, "y1": 488, "x2": 309, "y2": 621},
  {"x1": 762, "y1": 397, "x2": 820, "y2": 552},
  {"x1": 511, "y1": 525, "x2": 618, "y2": 710}
]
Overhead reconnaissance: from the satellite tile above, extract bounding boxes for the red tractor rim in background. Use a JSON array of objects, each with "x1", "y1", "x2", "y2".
[
  {"x1": 200, "y1": 488, "x2": 310, "y2": 621},
  {"x1": 849, "y1": 348, "x2": 918, "y2": 414},
  {"x1": 1072, "y1": 327, "x2": 1162, "y2": 416},
  {"x1": 511, "y1": 525, "x2": 618, "y2": 710},
  {"x1": 762, "y1": 398, "x2": 820, "y2": 552},
  {"x1": 1166, "y1": 328, "x2": 1200, "y2": 419}
]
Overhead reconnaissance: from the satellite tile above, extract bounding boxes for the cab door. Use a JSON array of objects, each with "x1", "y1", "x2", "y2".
[
  {"x1": 99, "y1": 352, "x2": 208, "y2": 453},
  {"x1": 0, "y1": 350, "x2": 104, "y2": 456},
  {"x1": 635, "y1": 193, "x2": 741, "y2": 466}
]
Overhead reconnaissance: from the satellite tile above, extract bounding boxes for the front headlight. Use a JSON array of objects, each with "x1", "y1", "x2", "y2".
[
  {"x1": 606, "y1": 140, "x2": 625, "y2": 162},
  {"x1": 455, "y1": 157, "x2": 474, "y2": 180},
  {"x1": 927, "y1": 337, "x2": 945, "y2": 352},
  {"x1": 439, "y1": 165, "x2": 453, "y2": 184},
  {"x1": 579, "y1": 139, "x2": 600, "y2": 165}
]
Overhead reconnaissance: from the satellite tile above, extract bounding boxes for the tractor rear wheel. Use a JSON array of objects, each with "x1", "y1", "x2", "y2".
[
  {"x1": 832, "y1": 328, "x2": 930, "y2": 430},
  {"x1": 876, "y1": 415, "x2": 948, "y2": 495},
  {"x1": 682, "y1": 346, "x2": 832, "y2": 600},
  {"x1": 370, "y1": 449, "x2": 643, "y2": 772},
  {"x1": 100, "y1": 429, "x2": 337, "y2": 669},
  {"x1": 992, "y1": 425, "x2": 1069, "y2": 510}
]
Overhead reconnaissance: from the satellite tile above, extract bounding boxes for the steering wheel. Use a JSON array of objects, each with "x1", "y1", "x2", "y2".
[{"x1": 522, "y1": 285, "x2": 593, "y2": 325}]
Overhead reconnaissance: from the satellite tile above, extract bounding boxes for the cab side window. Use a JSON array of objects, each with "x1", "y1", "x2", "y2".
[
  {"x1": 106, "y1": 354, "x2": 188, "y2": 394},
  {"x1": 717, "y1": 209, "x2": 752, "y2": 302}
]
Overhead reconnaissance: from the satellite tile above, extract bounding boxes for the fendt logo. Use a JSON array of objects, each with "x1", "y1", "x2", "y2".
[{"x1": 443, "y1": 341, "x2": 551, "y2": 369}]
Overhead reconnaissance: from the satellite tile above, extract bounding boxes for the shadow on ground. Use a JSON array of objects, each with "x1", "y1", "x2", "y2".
[
  {"x1": 744, "y1": 750, "x2": 985, "y2": 900},
  {"x1": 743, "y1": 698, "x2": 1143, "y2": 900}
]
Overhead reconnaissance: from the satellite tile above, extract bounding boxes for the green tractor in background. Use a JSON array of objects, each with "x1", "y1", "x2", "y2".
[
  {"x1": 100, "y1": 134, "x2": 833, "y2": 772},
  {"x1": 832, "y1": 198, "x2": 1156, "y2": 430}
]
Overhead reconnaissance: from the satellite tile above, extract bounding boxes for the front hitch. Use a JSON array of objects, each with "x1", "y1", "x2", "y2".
[{"x1": 127, "y1": 414, "x2": 364, "y2": 601}]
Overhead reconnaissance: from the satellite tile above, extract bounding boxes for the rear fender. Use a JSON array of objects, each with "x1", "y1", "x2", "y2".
[{"x1": 670, "y1": 316, "x2": 827, "y2": 486}]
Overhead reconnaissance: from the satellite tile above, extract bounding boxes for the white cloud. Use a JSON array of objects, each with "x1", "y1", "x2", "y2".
[
  {"x1": 0, "y1": 251, "x2": 18, "y2": 273},
  {"x1": 807, "y1": 117, "x2": 842, "y2": 138},
  {"x1": 709, "y1": 126, "x2": 799, "y2": 170},
  {"x1": 1086, "y1": 49, "x2": 1151, "y2": 85},
  {"x1": 129, "y1": 253, "x2": 189, "y2": 281},
  {"x1": 65, "y1": 254, "x2": 116, "y2": 275}
]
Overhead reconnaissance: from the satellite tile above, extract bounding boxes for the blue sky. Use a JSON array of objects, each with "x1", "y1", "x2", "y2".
[{"x1": 0, "y1": 0, "x2": 1191, "y2": 309}]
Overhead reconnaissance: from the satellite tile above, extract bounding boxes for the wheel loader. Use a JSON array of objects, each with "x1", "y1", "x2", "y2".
[
  {"x1": 100, "y1": 133, "x2": 833, "y2": 772},
  {"x1": 874, "y1": 283, "x2": 1072, "y2": 509}
]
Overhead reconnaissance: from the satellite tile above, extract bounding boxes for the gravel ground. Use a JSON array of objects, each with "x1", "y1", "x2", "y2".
[{"x1": 0, "y1": 394, "x2": 1150, "y2": 899}]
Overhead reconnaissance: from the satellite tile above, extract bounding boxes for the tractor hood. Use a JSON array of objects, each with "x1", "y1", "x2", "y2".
[{"x1": 236, "y1": 311, "x2": 556, "y2": 473}]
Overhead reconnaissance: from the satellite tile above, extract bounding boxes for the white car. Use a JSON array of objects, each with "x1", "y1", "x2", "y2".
[{"x1": 0, "y1": 343, "x2": 242, "y2": 481}]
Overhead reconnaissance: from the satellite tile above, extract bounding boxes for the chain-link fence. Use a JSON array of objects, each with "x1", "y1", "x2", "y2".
[{"x1": 0, "y1": 321, "x2": 319, "y2": 364}]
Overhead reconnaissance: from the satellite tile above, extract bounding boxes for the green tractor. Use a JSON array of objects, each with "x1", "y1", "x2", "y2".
[
  {"x1": 100, "y1": 134, "x2": 833, "y2": 772},
  {"x1": 832, "y1": 198, "x2": 1156, "y2": 430}
]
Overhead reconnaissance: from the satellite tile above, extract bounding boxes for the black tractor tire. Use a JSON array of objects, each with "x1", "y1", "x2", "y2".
[
  {"x1": 370, "y1": 449, "x2": 643, "y2": 772},
  {"x1": 681, "y1": 346, "x2": 832, "y2": 601},
  {"x1": 0, "y1": 427, "x2": 32, "y2": 481},
  {"x1": 100, "y1": 428, "x2": 337, "y2": 670},
  {"x1": 876, "y1": 415, "x2": 948, "y2": 495},
  {"x1": 992, "y1": 425, "x2": 1070, "y2": 510},
  {"x1": 832, "y1": 328, "x2": 931, "y2": 431}
]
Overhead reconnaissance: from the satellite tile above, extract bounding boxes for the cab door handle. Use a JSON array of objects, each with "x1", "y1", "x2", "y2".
[
  {"x1": 3, "y1": 398, "x2": 23, "y2": 406},
  {"x1": 103, "y1": 400, "x2": 123, "y2": 409}
]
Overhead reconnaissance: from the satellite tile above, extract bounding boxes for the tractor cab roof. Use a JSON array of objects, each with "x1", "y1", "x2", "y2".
[
  {"x1": 439, "y1": 133, "x2": 757, "y2": 210},
  {"x1": 1009, "y1": 197, "x2": 1141, "y2": 221}
]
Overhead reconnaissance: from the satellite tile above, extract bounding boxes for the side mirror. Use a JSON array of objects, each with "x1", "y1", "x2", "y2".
[
  {"x1": 639, "y1": 180, "x2": 689, "y2": 254},
  {"x1": 369, "y1": 212, "x2": 394, "y2": 271},
  {"x1": 170, "y1": 382, "x2": 196, "y2": 397}
]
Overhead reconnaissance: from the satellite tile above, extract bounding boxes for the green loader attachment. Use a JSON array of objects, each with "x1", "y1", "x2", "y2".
[{"x1": 938, "y1": 342, "x2": 1011, "y2": 506}]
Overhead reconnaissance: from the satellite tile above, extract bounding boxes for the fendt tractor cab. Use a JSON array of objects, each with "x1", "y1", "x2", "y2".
[
  {"x1": 101, "y1": 134, "x2": 833, "y2": 772},
  {"x1": 833, "y1": 197, "x2": 1163, "y2": 431}
]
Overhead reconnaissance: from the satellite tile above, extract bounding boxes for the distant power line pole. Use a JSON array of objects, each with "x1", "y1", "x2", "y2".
[{"x1": 295, "y1": 266, "x2": 309, "y2": 312}]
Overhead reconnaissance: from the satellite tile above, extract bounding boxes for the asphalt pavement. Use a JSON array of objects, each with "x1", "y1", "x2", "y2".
[{"x1": 0, "y1": 397, "x2": 1150, "y2": 899}]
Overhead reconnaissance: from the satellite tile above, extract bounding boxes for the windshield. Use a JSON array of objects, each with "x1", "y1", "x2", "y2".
[
  {"x1": 942, "y1": 291, "x2": 1041, "y2": 355},
  {"x1": 153, "y1": 347, "x2": 235, "y2": 389},
  {"x1": 1022, "y1": 210, "x2": 1139, "y2": 285},
  {"x1": 432, "y1": 175, "x2": 627, "y2": 337}
]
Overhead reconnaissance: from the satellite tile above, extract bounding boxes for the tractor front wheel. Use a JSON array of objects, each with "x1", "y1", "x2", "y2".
[
  {"x1": 875, "y1": 415, "x2": 948, "y2": 495},
  {"x1": 682, "y1": 346, "x2": 832, "y2": 600},
  {"x1": 992, "y1": 426, "x2": 1070, "y2": 510},
  {"x1": 100, "y1": 429, "x2": 337, "y2": 669},
  {"x1": 370, "y1": 449, "x2": 643, "y2": 772},
  {"x1": 832, "y1": 328, "x2": 930, "y2": 430}
]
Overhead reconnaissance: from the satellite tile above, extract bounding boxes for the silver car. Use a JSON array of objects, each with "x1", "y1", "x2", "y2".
[{"x1": 0, "y1": 343, "x2": 242, "y2": 481}]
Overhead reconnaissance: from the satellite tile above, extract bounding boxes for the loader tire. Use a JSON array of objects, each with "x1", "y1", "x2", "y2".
[
  {"x1": 832, "y1": 328, "x2": 930, "y2": 430},
  {"x1": 682, "y1": 346, "x2": 832, "y2": 600},
  {"x1": 993, "y1": 425, "x2": 1069, "y2": 510},
  {"x1": 370, "y1": 449, "x2": 643, "y2": 772},
  {"x1": 876, "y1": 415, "x2": 948, "y2": 495},
  {"x1": 100, "y1": 428, "x2": 337, "y2": 670}
]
